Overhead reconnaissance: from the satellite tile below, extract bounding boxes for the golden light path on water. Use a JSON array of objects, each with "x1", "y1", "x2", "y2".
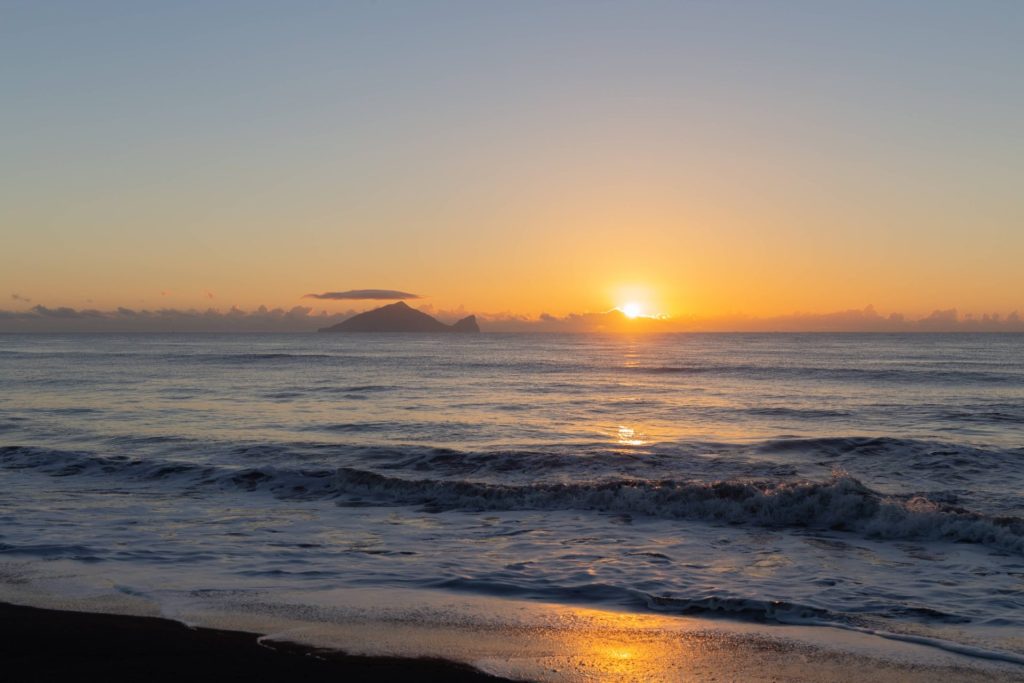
[{"x1": 616, "y1": 425, "x2": 647, "y2": 447}]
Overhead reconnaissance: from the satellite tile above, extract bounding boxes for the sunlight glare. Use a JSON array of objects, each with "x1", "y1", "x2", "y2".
[{"x1": 620, "y1": 302, "x2": 644, "y2": 319}]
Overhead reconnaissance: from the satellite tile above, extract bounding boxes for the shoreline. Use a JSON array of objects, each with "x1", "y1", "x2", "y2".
[
  {"x1": 2, "y1": 597, "x2": 1023, "y2": 682},
  {"x1": 0, "y1": 601, "x2": 513, "y2": 682}
]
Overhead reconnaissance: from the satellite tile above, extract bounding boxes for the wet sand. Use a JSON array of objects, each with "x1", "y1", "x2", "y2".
[{"x1": 2, "y1": 599, "x2": 1022, "y2": 682}]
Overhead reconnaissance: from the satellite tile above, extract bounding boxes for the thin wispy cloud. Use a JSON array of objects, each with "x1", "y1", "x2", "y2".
[
  {"x1": 11, "y1": 293, "x2": 31, "y2": 303},
  {"x1": 303, "y1": 289, "x2": 422, "y2": 301}
]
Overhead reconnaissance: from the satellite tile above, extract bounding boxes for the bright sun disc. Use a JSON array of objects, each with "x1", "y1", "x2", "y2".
[{"x1": 620, "y1": 302, "x2": 644, "y2": 318}]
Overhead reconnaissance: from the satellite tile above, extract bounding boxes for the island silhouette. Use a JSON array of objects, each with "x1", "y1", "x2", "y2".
[{"x1": 318, "y1": 301, "x2": 480, "y2": 333}]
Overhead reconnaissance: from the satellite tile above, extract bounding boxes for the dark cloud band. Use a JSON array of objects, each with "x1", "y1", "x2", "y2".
[{"x1": 303, "y1": 290, "x2": 421, "y2": 300}]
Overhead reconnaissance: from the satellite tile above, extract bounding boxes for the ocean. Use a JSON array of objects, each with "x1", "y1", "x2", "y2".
[{"x1": 1, "y1": 333, "x2": 1023, "y2": 665}]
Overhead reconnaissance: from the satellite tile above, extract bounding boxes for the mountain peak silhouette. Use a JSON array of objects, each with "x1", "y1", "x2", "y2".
[{"x1": 318, "y1": 302, "x2": 480, "y2": 333}]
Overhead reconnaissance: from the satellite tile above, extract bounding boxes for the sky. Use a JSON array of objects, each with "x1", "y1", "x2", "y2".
[{"x1": 2, "y1": 1, "x2": 1022, "y2": 328}]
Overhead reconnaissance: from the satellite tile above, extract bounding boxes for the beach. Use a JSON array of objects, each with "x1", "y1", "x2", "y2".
[{"x1": 3, "y1": 598, "x2": 1022, "y2": 682}]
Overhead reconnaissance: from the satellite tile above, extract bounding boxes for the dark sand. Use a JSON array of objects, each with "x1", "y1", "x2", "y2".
[{"x1": 0, "y1": 602, "x2": 513, "y2": 682}]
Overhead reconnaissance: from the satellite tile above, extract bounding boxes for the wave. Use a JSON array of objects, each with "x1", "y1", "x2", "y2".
[
  {"x1": 621, "y1": 363, "x2": 1021, "y2": 385},
  {"x1": 743, "y1": 407, "x2": 850, "y2": 419},
  {"x1": 431, "y1": 575, "x2": 836, "y2": 621},
  {"x1": 186, "y1": 352, "x2": 345, "y2": 364},
  {"x1": 319, "y1": 421, "x2": 484, "y2": 438},
  {"x1": 328, "y1": 468, "x2": 1024, "y2": 554},
  {"x1": 3, "y1": 445, "x2": 1022, "y2": 554},
  {"x1": 940, "y1": 408, "x2": 1024, "y2": 425},
  {"x1": 645, "y1": 589, "x2": 1024, "y2": 666},
  {"x1": 755, "y1": 435, "x2": 1024, "y2": 460},
  {"x1": 264, "y1": 384, "x2": 397, "y2": 400}
]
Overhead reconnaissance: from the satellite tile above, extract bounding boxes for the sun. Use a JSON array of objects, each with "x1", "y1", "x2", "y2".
[{"x1": 619, "y1": 302, "x2": 644, "y2": 319}]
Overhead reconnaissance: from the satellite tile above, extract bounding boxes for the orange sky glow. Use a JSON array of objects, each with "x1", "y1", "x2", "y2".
[{"x1": 2, "y1": 4, "x2": 1021, "y2": 329}]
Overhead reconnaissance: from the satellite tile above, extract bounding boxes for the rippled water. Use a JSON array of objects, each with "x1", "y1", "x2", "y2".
[{"x1": 1, "y1": 333, "x2": 1023, "y2": 661}]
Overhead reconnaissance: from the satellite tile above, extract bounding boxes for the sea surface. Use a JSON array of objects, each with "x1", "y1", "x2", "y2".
[{"x1": 1, "y1": 333, "x2": 1023, "y2": 663}]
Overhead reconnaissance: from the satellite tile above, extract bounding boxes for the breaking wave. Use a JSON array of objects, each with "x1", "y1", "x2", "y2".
[{"x1": 3, "y1": 445, "x2": 1021, "y2": 555}]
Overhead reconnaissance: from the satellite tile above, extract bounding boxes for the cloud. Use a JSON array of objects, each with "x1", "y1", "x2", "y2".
[
  {"x1": 484, "y1": 309, "x2": 661, "y2": 333},
  {"x1": 0, "y1": 305, "x2": 356, "y2": 332},
  {"x1": 918, "y1": 308, "x2": 959, "y2": 328},
  {"x1": 31, "y1": 305, "x2": 85, "y2": 318},
  {"x1": 303, "y1": 289, "x2": 421, "y2": 301},
  {"x1": 10, "y1": 293, "x2": 31, "y2": 303},
  {"x1": 480, "y1": 305, "x2": 1024, "y2": 333},
  {"x1": 0, "y1": 303, "x2": 1022, "y2": 333}
]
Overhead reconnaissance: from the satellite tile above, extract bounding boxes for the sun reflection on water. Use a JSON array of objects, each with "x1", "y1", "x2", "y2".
[
  {"x1": 616, "y1": 425, "x2": 647, "y2": 446},
  {"x1": 534, "y1": 609, "x2": 710, "y2": 682}
]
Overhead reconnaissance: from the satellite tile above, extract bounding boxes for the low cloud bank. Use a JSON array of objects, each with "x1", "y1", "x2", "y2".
[
  {"x1": 0, "y1": 304, "x2": 1020, "y2": 333},
  {"x1": 0, "y1": 305, "x2": 353, "y2": 333},
  {"x1": 481, "y1": 305, "x2": 1024, "y2": 333}
]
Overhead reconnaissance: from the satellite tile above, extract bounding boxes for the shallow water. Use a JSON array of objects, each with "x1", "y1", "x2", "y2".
[{"x1": 1, "y1": 333, "x2": 1022, "y2": 661}]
